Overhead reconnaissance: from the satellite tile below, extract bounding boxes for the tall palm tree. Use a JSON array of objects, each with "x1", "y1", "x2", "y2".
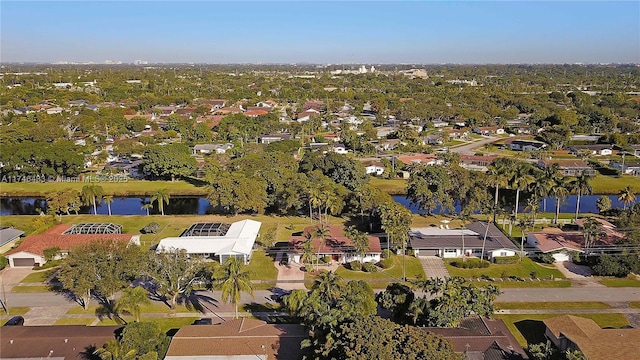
[
  {"x1": 488, "y1": 158, "x2": 517, "y2": 222},
  {"x1": 141, "y1": 201, "x2": 153, "y2": 216},
  {"x1": 215, "y1": 256, "x2": 254, "y2": 319},
  {"x1": 571, "y1": 174, "x2": 593, "y2": 220},
  {"x1": 301, "y1": 233, "x2": 314, "y2": 266},
  {"x1": 511, "y1": 162, "x2": 536, "y2": 223},
  {"x1": 151, "y1": 189, "x2": 170, "y2": 216},
  {"x1": 114, "y1": 286, "x2": 150, "y2": 322},
  {"x1": 82, "y1": 184, "x2": 104, "y2": 215},
  {"x1": 312, "y1": 270, "x2": 342, "y2": 306},
  {"x1": 103, "y1": 195, "x2": 114, "y2": 216},
  {"x1": 552, "y1": 177, "x2": 572, "y2": 224},
  {"x1": 313, "y1": 224, "x2": 330, "y2": 271},
  {"x1": 94, "y1": 340, "x2": 137, "y2": 360},
  {"x1": 581, "y1": 217, "x2": 603, "y2": 254},
  {"x1": 345, "y1": 226, "x2": 369, "y2": 262},
  {"x1": 618, "y1": 186, "x2": 636, "y2": 210}
]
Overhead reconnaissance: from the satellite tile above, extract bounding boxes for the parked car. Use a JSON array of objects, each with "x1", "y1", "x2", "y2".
[{"x1": 4, "y1": 316, "x2": 24, "y2": 326}]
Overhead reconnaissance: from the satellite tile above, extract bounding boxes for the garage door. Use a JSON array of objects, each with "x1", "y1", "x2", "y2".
[
  {"x1": 12, "y1": 258, "x2": 35, "y2": 267},
  {"x1": 552, "y1": 253, "x2": 570, "y2": 263}
]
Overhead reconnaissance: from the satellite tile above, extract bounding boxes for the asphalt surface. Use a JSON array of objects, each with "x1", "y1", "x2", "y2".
[
  {"x1": 4, "y1": 287, "x2": 640, "y2": 309},
  {"x1": 450, "y1": 136, "x2": 500, "y2": 155}
]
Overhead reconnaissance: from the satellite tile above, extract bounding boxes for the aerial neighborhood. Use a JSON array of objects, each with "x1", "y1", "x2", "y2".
[{"x1": 1, "y1": 62, "x2": 639, "y2": 360}]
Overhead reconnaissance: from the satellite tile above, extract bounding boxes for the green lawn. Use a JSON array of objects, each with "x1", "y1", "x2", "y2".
[
  {"x1": 590, "y1": 174, "x2": 640, "y2": 194},
  {"x1": 334, "y1": 255, "x2": 424, "y2": 284},
  {"x1": 0, "y1": 307, "x2": 30, "y2": 317},
  {"x1": 445, "y1": 258, "x2": 564, "y2": 280},
  {"x1": 495, "y1": 302, "x2": 612, "y2": 310},
  {"x1": 0, "y1": 180, "x2": 207, "y2": 197},
  {"x1": 630, "y1": 301, "x2": 640, "y2": 308},
  {"x1": 599, "y1": 278, "x2": 640, "y2": 287},
  {"x1": 11, "y1": 285, "x2": 52, "y2": 293},
  {"x1": 67, "y1": 303, "x2": 201, "y2": 315},
  {"x1": 474, "y1": 280, "x2": 571, "y2": 288},
  {"x1": 494, "y1": 313, "x2": 631, "y2": 347},
  {"x1": 19, "y1": 269, "x2": 58, "y2": 283},
  {"x1": 368, "y1": 178, "x2": 407, "y2": 195},
  {"x1": 246, "y1": 249, "x2": 278, "y2": 281}
]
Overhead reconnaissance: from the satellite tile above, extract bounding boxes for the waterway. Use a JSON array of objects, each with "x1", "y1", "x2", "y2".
[{"x1": 0, "y1": 194, "x2": 636, "y2": 216}]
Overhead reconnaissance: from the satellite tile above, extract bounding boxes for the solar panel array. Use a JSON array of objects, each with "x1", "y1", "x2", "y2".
[
  {"x1": 181, "y1": 223, "x2": 230, "y2": 237},
  {"x1": 63, "y1": 223, "x2": 123, "y2": 235}
]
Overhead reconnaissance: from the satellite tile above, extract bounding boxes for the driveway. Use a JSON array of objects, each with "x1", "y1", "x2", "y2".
[
  {"x1": 274, "y1": 252, "x2": 305, "y2": 290},
  {"x1": 450, "y1": 136, "x2": 499, "y2": 155},
  {"x1": 554, "y1": 261, "x2": 605, "y2": 287},
  {"x1": 418, "y1": 256, "x2": 450, "y2": 279},
  {"x1": 0, "y1": 267, "x2": 34, "y2": 292}
]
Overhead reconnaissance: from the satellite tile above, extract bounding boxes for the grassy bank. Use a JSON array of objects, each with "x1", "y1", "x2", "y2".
[
  {"x1": 599, "y1": 278, "x2": 640, "y2": 287},
  {"x1": 0, "y1": 180, "x2": 207, "y2": 197},
  {"x1": 495, "y1": 302, "x2": 612, "y2": 310}
]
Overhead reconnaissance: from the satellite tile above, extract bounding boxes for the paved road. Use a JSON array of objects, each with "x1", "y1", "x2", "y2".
[
  {"x1": 450, "y1": 136, "x2": 499, "y2": 155},
  {"x1": 4, "y1": 287, "x2": 640, "y2": 308}
]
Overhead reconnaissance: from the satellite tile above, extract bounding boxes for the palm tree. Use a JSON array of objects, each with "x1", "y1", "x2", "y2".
[
  {"x1": 312, "y1": 270, "x2": 342, "y2": 306},
  {"x1": 151, "y1": 189, "x2": 170, "y2": 216},
  {"x1": 511, "y1": 162, "x2": 536, "y2": 223},
  {"x1": 571, "y1": 173, "x2": 593, "y2": 220},
  {"x1": 82, "y1": 184, "x2": 104, "y2": 215},
  {"x1": 141, "y1": 200, "x2": 153, "y2": 216},
  {"x1": 345, "y1": 226, "x2": 370, "y2": 262},
  {"x1": 618, "y1": 186, "x2": 636, "y2": 210},
  {"x1": 517, "y1": 216, "x2": 534, "y2": 255},
  {"x1": 215, "y1": 256, "x2": 254, "y2": 319},
  {"x1": 551, "y1": 177, "x2": 572, "y2": 225},
  {"x1": 103, "y1": 195, "x2": 114, "y2": 216},
  {"x1": 114, "y1": 286, "x2": 151, "y2": 322},
  {"x1": 313, "y1": 224, "x2": 330, "y2": 271},
  {"x1": 581, "y1": 217, "x2": 603, "y2": 253},
  {"x1": 488, "y1": 158, "x2": 517, "y2": 222},
  {"x1": 301, "y1": 233, "x2": 314, "y2": 266},
  {"x1": 94, "y1": 340, "x2": 137, "y2": 360}
]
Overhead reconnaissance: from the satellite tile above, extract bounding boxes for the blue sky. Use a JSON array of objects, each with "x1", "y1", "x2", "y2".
[{"x1": 1, "y1": 1, "x2": 638, "y2": 64}]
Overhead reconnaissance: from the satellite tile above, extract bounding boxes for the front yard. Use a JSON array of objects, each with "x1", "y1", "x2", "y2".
[{"x1": 445, "y1": 257, "x2": 564, "y2": 280}]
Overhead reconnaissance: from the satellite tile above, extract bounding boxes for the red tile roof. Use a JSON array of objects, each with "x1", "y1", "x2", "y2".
[
  {"x1": 244, "y1": 109, "x2": 270, "y2": 117},
  {"x1": 289, "y1": 225, "x2": 382, "y2": 255},
  {"x1": 7, "y1": 224, "x2": 134, "y2": 256},
  {"x1": 396, "y1": 153, "x2": 438, "y2": 165}
]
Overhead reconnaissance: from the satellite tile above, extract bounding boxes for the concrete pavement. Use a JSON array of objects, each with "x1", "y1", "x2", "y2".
[{"x1": 418, "y1": 256, "x2": 450, "y2": 279}]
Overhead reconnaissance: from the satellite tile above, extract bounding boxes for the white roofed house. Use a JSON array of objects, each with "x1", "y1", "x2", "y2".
[
  {"x1": 156, "y1": 220, "x2": 262, "y2": 264},
  {"x1": 193, "y1": 143, "x2": 234, "y2": 155}
]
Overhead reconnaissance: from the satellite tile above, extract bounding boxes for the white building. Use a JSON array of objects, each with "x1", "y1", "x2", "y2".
[{"x1": 156, "y1": 220, "x2": 262, "y2": 264}]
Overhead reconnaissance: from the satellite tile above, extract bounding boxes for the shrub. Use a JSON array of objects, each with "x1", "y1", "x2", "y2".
[
  {"x1": 382, "y1": 249, "x2": 393, "y2": 259},
  {"x1": 322, "y1": 256, "x2": 331, "y2": 264},
  {"x1": 259, "y1": 225, "x2": 277, "y2": 247},
  {"x1": 142, "y1": 222, "x2": 161, "y2": 234},
  {"x1": 591, "y1": 254, "x2": 640, "y2": 277},
  {"x1": 0, "y1": 256, "x2": 7, "y2": 270},
  {"x1": 451, "y1": 258, "x2": 490, "y2": 269},
  {"x1": 43, "y1": 246, "x2": 61, "y2": 262},
  {"x1": 379, "y1": 258, "x2": 394, "y2": 269},
  {"x1": 539, "y1": 254, "x2": 555, "y2": 264},
  {"x1": 493, "y1": 256, "x2": 519, "y2": 264},
  {"x1": 348, "y1": 261, "x2": 363, "y2": 271},
  {"x1": 363, "y1": 262, "x2": 378, "y2": 273}
]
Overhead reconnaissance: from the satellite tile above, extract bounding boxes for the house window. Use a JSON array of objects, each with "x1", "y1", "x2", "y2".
[
  {"x1": 444, "y1": 249, "x2": 457, "y2": 254},
  {"x1": 500, "y1": 252, "x2": 507, "y2": 257}
]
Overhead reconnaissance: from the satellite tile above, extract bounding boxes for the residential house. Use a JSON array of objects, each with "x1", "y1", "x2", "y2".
[
  {"x1": 509, "y1": 139, "x2": 547, "y2": 151},
  {"x1": 165, "y1": 318, "x2": 307, "y2": 360},
  {"x1": 46, "y1": 106, "x2": 64, "y2": 115},
  {"x1": 610, "y1": 160, "x2": 640, "y2": 176},
  {"x1": 295, "y1": 109, "x2": 320, "y2": 122},
  {"x1": 570, "y1": 135, "x2": 601, "y2": 143},
  {"x1": 103, "y1": 159, "x2": 144, "y2": 178},
  {"x1": 5, "y1": 223, "x2": 138, "y2": 267},
  {"x1": 459, "y1": 154, "x2": 497, "y2": 172},
  {"x1": 0, "y1": 227, "x2": 25, "y2": 254},
  {"x1": 245, "y1": 109, "x2": 270, "y2": 117},
  {"x1": 421, "y1": 134, "x2": 443, "y2": 146},
  {"x1": 543, "y1": 315, "x2": 640, "y2": 360},
  {"x1": 363, "y1": 161, "x2": 385, "y2": 175},
  {"x1": 287, "y1": 225, "x2": 382, "y2": 264},
  {"x1": 193, "y1": 143, "x2": 234, "y2": 155},
  {"x1": 256, "y1": 100, "x2": 277, "y2": 108},
  {"x1": 432, "y1": 120, "x2": 449, "y2": 128},
  {"x1": 156, "y1": 220, "x2": 262, "y2": 264},
  {"x1": 375, "y1": 126, "x2": 394, "y2": 138},
  {"x1": 214, "y1": 106, "x2": 243, "y2": 115},
  {"x1": 200, "y1": 99, "x2": 227, "y2": 110},
  {"x1": 472, "y1": 126, "x2": 505, "y2": 136},
  {"x1": 629, "y1": 144, "x2": 640, "y2": 157},
  {"x1": 396, "y1": 153, "x2": 441, "y2": 166},
  {"x1": 445, "y1": 128, "x2": 470, "y2": 140},
  {"x1": 409, "y1": 222, "x2": 520, "y2": 260},
  {"x1": 259, "y1": 134, "x2": 292, "y2": 144},
  {"x1": 322, "y1": 133, "x2": 341, "y2": 142},
  {"x1": 0, "y1": 326, "x2": 121, "y2": 358},
  {"x1": 569, "y1": 144, "x2": 613, "y2": 156},
  {"x1": 332, "y1": 143, "x2": 348, "y2": 154},
  {"x1": 303, "y1": 100, "x2": 325, "y2": 112},
  {"x1": 526, "y1": 220, "x2": 624, "y2": 262},
  {"x1": 426, "y1": 316, "x2": 528, "y2": 360},
  {"x1": 537, "y1": 159, "x2": 596, "y2": 176},
  {"x1": 378, "y1": 138, "x2": 402, "y2": 151},
  {"x1": 68, "y1": 99, "x2": 88, "y2": 107}
]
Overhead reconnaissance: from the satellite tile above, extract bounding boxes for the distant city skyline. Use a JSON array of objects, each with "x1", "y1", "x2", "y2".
[{"x1": 1, "y1": 1, "x2": 638, "y2": 64}]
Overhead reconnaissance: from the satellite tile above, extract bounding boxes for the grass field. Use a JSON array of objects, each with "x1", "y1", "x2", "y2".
[
  {"x1": 368, "y1": 178, "x2": 407, "y2": 195},
  {"x1": 495, "y1": 302, "x2": 612, "y2": 310},
  {"x1": 599, "y1": 278, "x2": 640, "y2": 287},
  {"x1": 0, "y1": 180, "x2": 207, "y2": 197},
  {"x1": 19, "y1": 268, "x2": 58, "y2": 283},
  {"x1": 334, "y1": 255, "x2": 425, "y2": 284},
  {"x1": 11, "y1": 285, "x2": 52, "y2": 293},
  {"x1": 445, "y1": 258, "x2": 564, "y2": 280},
  {"x1": 0, "y1": 307, "x2": 30, "y2": 317},
  {"x1": 67, "y1": 303, "x2": 202, "y2": 315},
  {"x1": 590, "y1": 174, "x2": 640, "y2": 194},
  {"x1": 630, "y1": 301, "x2": 640, "y2": 308},
  {"x1": 246, "y1": 249, "x2": 278, "y2": 282},
  {"x1": 494, "y1": 313, "x2": 630, "y2": 347}
]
